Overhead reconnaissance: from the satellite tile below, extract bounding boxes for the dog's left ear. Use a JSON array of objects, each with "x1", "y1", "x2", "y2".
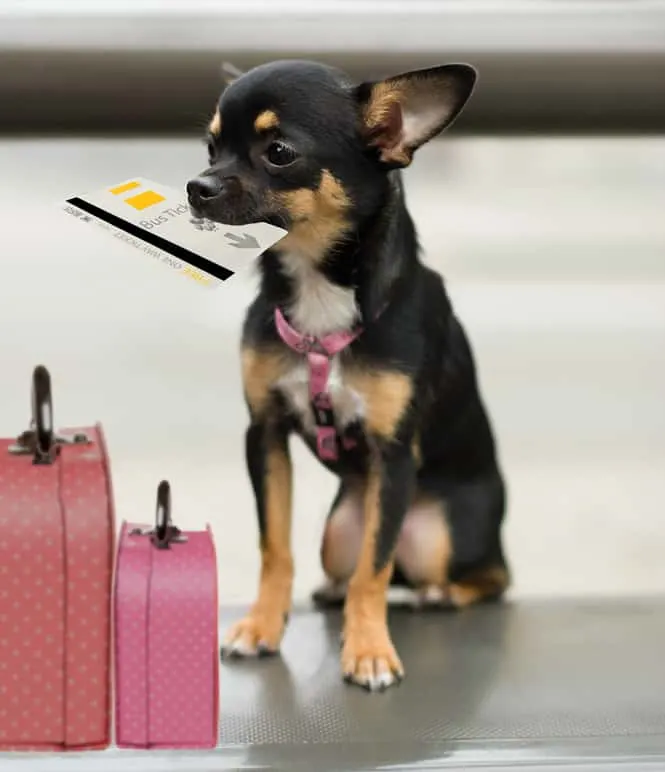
[
  {"x1": 220, "y1": 61, "x2": 245, "y2": 86},
  {"x1": 354, "y1": 64, "x2": 477, "y2": 167}
]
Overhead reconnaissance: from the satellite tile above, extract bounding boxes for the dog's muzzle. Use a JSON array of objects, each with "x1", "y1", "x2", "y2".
[
  {"x1": 187, "y1": 174, "x2": 240, "y2": 210},
  {"x1": 186, "y1": 174, "x2": 259, "y2": 226}
]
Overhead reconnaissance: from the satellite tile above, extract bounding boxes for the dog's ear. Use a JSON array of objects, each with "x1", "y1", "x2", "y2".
[
  {"x1": 354, "y1": 64, "x2": 476, "y2": 167},
  {"x1": 220, "y1": 61, "x2": 245, "y2": 86}
]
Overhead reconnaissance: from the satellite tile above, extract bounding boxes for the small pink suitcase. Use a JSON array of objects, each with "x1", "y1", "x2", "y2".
[
  {"x1": 114, "y1": 480, "x2": 219, "y2": 749},
  {"x1": 0, "y1": 365, "x2": 115, "y2": 751}
]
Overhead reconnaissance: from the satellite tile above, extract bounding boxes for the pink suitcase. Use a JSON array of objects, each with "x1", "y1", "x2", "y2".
[
  {"x1": 114, "y1": 480, "x2": 219, "y2": 749},
  {"x1": 0, "y1": 365, "x2": 115, "y2": 751}
]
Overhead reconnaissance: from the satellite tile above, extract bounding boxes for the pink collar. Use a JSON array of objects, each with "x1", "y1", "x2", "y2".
[{"x1": 274, "y1": 307, "x2": 362, "y2": 461}]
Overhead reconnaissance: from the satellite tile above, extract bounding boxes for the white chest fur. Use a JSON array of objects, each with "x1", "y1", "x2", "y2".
[
  {"x1": 276, "y1": 251, "x2": 363, "y2": 433},
  {"x1": 276, "y1": 358, "x2": 365, "y2": 434},
  {"x1": 280, "y1": 251, "x2": 358, "y2": 337}
]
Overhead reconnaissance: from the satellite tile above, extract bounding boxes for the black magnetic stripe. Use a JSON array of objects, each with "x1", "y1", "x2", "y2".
[{"x1": 67, "y1": 197, "x2": 234, "y2": 281}]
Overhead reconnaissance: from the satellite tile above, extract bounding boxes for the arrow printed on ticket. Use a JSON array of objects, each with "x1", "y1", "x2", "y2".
[{"x1": 61, "y1": 177, "x2": 287, "y2": 288}]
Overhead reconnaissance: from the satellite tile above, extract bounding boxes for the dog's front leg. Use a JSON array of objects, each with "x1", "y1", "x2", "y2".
[
  {"x1": 222, "y1": 420, "x2": 293, "y2": 657},
  {"x1": 342, "y1": 441, "x2": 415, "y2": 691}
]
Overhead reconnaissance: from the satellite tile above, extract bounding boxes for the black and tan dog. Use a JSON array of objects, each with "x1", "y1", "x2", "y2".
[{"x1": 187, "y1": 59, "x2": 509, "y2": 692}]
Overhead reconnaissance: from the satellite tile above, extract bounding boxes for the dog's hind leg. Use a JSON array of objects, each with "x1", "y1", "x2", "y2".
[
  {"x1": 395, "y1": 471, "x2": 510, "y2": 609},
  {"x1": 311, "y1": 479, "x2": 364, "y2": 608}
]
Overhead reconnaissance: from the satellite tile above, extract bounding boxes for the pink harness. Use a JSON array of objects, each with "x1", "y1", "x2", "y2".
[{"x1": 274, "y1": 307, "x2": 362, "y2": 461}]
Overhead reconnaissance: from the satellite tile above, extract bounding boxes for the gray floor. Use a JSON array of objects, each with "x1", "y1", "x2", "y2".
[{"x1": 4, "y1": 601, "x2": 665, "y2": 770}]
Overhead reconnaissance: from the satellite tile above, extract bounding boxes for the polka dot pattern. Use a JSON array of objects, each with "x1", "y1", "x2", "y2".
[
  {"x1": 0, "y1": 424, "x2": 114, "y2": 751},
  {"x1": 59, "y1": 425, "x2": 115, "y2": 748},
  {"x1": 114, "y1": 522, "x2": 218, "y2": 749}
]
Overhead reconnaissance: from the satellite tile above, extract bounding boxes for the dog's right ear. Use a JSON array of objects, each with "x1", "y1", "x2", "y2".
[{"x1": 221, "y1": 61, "x2": 245, "y2": 86}]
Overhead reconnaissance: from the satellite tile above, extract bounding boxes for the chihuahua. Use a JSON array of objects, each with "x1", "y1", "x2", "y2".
[{"x1": 187, "y1": 59, "x2": 509, "y2": 692}]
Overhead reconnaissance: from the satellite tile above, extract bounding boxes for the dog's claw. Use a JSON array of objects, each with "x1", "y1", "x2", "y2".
[{"x1": 257, "y1": 642, "x2": 278, "y2": 657}]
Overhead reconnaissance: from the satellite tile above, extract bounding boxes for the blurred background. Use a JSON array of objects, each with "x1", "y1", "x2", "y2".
[{"x1": 1, "y1": 0, "x2": 664, "y2": 604}]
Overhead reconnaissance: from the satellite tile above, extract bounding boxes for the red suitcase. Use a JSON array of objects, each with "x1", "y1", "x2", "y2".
[{"x1": 0, "y1": 366, "x2": 115, "y2": 751}]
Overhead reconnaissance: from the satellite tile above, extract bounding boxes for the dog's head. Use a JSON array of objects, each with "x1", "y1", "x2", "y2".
[{"x1": 187, "y1": 59, "x2": 476, "y2": 261}]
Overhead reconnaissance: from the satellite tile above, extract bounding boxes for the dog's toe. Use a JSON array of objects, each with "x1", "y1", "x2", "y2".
[
  {"x1": 221, "y1": 613, "x2": 284, "y2": 660},
  {"x1": 341, "y1": 629, "x2": 404, "y2": 692}
]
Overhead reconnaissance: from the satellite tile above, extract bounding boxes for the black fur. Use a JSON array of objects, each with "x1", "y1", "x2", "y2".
[{"x1": 188, "y1": 58, "x2": 508, "y2": 603}]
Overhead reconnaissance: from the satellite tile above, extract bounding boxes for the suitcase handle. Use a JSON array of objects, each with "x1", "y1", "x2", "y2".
[
  {"x1": 31, "y1": 365, "x2": 55, "y2": 463},
  {"x1": 7, "y1": 366, "x2": 91, "y2": 462},
  {"x1": 151, "y1": 480, "x2": 187, "y2": 549},
  {"x1": 155, "y1": 479, "x2": 171, "y2": 543}
]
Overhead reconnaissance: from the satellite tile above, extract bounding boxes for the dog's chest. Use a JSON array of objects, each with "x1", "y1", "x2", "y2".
[
  {"x1": 275, "y1": 252, "x2": 364, "y2": 433},
  {"x1": 276, "y1": 358, "x2": 364, "y2": 433}
]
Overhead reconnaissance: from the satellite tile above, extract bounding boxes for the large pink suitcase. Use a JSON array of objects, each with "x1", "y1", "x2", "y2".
[
  {"x1": 114, "y1": 480, "x2": 219, "y2": 749},
  {"x1": 0, "y1": 365, "x2": 115, "y2": 751}
]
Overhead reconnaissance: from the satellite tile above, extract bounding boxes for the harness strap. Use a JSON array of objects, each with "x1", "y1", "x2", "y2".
[{"x1": 274, "y1": 308, "x2": 362, "y2": 461}]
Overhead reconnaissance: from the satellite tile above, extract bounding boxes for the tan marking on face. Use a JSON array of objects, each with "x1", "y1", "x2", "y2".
[
  {"x1": 346, "y1": 369, "x2": 413, "y2": 440},
  {"x1": 223, "y1": 439, "x2": 293, "y2": 652},
  {"x1": 270, "y1": 170, "x2": 351, "y2": 262},
  {"x1": 209, "y1": 109, "x2": 222, "y2": 137},
  {"x1": 254, "y1": 109, "x2": 280, "y2": 132},
  {"x1": 341, "y1": 461, "x2": 404, "y2": 683},
  {"x1": 241, "y1": 346, "x2": 289, "y2": 416},
  {"x1": 448, "y1": 565, "x2": 510, "y2": 608}
]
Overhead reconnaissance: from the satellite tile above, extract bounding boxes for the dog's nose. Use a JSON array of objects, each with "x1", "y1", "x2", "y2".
[{"x1": 186, "y1": 176, "x2": 240, "y2": 208}]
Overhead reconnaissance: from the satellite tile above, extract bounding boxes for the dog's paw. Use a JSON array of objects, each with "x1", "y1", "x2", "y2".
[
  {"x1": 341, "y1": 626, "x2": 404, "y2": 692},
  {"x1": 221, "y1": 612, "x2": 286, "y2": 659}
]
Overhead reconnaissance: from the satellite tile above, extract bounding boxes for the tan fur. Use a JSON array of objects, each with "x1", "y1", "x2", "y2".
[
  {"x1": 209, "y1": 109, "x2": 222, "y2": 137},
  {"x1": 363, "y1": 81, "x2": 404, "y2": 131},
  {"x1": 448, "y1": 566, "x2": 510, "y2": 608},
  {"x1": 223, "y1": 442, "x2": 294, "y2": 652},
  {"x1": 361, "y1": 81, "x2": 412, "y2": 166},
  {"x1": 241, "y1": 346, "x2": 289, "y2": 416},
  {"x1": 254, "y1": 109, "x2": 280, "y2": 132},
  {"x1": 271, "y1": 169, "x2": 351, "y2": 262},
  {"x1": 342, "y1": 463, "x2": 403, "y2": 682},
  {"x1": 346, "y1": 369, "x2": 413, "y2": 441}
]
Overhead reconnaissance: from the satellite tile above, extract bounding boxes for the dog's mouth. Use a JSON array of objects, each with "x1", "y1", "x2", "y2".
[
  {"x1": 189, "y1": 205, "x2": 289, "y2": 233},
  {"x1": 188, "y1": 207, "x2": 258, "y2": 230},
  {"x1": 188, "y1": 190, "x2": 274, "y2": 229}
]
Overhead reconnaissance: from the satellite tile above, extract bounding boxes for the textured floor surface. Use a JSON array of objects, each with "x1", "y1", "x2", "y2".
[
  {"x1": 0, "y1": 136, "x2": 664, "y2": 606},
  {"x1": 4, "y1": 601, "x2": 665, "y2": 770}
]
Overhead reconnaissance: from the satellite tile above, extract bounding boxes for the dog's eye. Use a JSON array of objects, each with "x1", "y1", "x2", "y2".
[
  {"x1": 264, "y1": 141, "x2": 298, "y2": 168},
  {"x1": 206, "y1": 139, "x2": 217, "y2": 163}
]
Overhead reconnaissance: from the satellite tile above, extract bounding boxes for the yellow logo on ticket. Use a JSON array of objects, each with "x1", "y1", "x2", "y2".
[{"x1": 108, "y1": 181, "x2": 165, "y2": 210}]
